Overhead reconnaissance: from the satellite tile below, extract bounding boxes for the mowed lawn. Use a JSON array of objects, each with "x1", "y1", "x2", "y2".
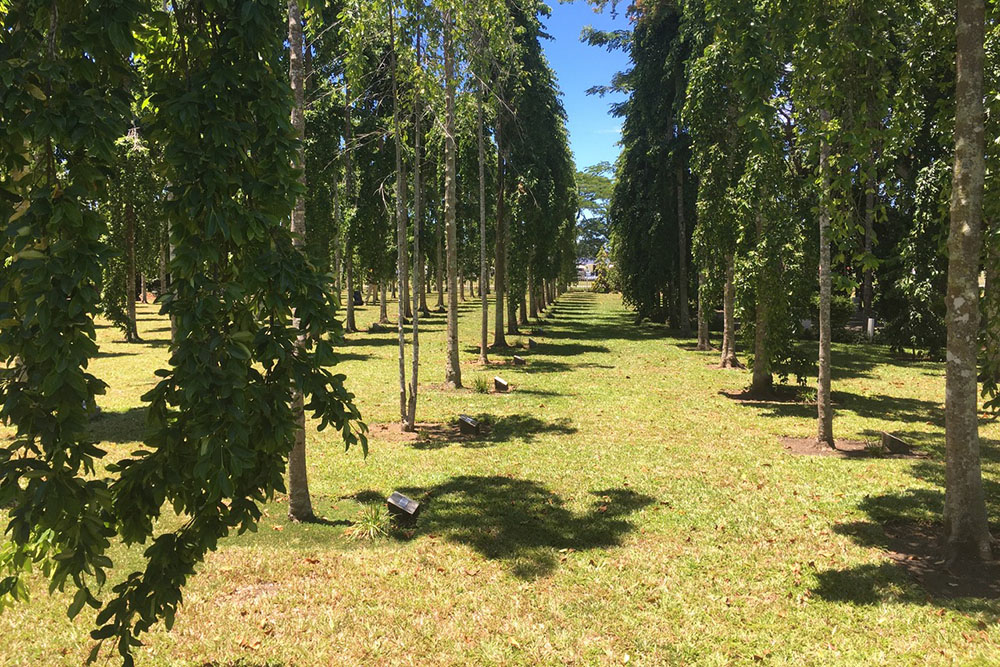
[{"x1": 4, "y1": 290, "x2": 1000, "y2": 665}]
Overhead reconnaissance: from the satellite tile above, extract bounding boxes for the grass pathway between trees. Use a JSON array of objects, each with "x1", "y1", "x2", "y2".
[{"x1": 3, "y1": 291, "x2": 1000, "y2": 664}]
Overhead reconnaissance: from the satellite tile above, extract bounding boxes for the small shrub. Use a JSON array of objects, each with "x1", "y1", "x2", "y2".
[
  {"x1": 472, "y1": 375, "x2": 491, "y2": 394},
  {"x1": 511, "y1": 337, "x2": 524, "y2": 348},
  {"x1": 345, "y1": 503, "x2": 392, "y2": 540}
]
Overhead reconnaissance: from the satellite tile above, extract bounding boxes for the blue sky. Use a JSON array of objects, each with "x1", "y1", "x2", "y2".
[{"x1": 540, "y1": 1, "x2": 630, "y2": 173}]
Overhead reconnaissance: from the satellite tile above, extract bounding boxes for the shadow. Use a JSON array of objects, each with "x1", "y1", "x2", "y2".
[
  {"x1": 814, "y1": 483, "x2": 1000, "y2": 608},
  {"x1": 89, "y1": 407, "x2": 146, "y2": 444},
  {"x1": 334, "y1": 352, "x2": 371, "y2": 362},
  {"x1": 409, "y1": 414, "x2": 578, "y2": 450},
  {"x1": 343, "y1": 490, "x2": 385, "y2": 504},
  {"x1": 95, "y1": 350, "x2": 139, "y2": 359},
  {"x1": 532, "y1": 342, "x2": 611, "y2": 357},
  {"x1": 396, "y1": 476, "x2": 654, "y2": 578},
  {"x1": 341, "y1": 334, "x2": 398, "y2": 348},
  {"x1": 754, "y1": 391, "x2": 943, "y2": 428}
]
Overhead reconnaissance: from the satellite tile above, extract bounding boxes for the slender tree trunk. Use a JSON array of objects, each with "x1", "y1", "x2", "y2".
[
  {"x1": 435, "y1": 215, "x2": 444, "y2": 311},
  {"x1": 945, "y1": 0, "x2": 992, "y2": 561},
  {"x1": 287, "y1": 0, "x2": 314, "y2": 522},
  {"x1": 460, "y1": 274, "x2": 465, "y2": 301},
  {"x1": 380, "y1": 283, "x2": 389, "y2": 323},
  {"x1": 344, "y1": 85, "x2": 357, "y2": 333},
  {"x1": 390, "y1": 6, "x2": 409, "y2": 427},
  {"x1": 529, "y1": 272, "x2": 538, "y2": 320},
  {"x1": 159, "y1": 219, "x2": 168, "y2": 303},
  {"x1": 406, "y1": 30, "x2": 425, "y2": 430},
  {"x1": 696, "y1": 269, "x2": 710, "y2": 351},
  {"x1": 140, "y1": 273, "x2": 147, "y2": 304},
  {"x1": 751, "y1": 212, "x2": 771, "y2": 394},
  {"x1": 863, "y1": 159, "x2": 875, "y2": 322},
  {"x1": 719, "y1": 254, "x2": 741, "y2": 368},
  {"x1": 333, "y1": 177, "x2": 342, "y2": 299},
  {"x1": 507, "y1": 293, "x2": 518, "y2": 335},
  {"x1": 493, "y1": 102, "x2": 507, "y2": 348},
  {"x1": 406, "y1": 34, "x2": 424, "y2": 429},
  {"x1": 519, "y1": 291, "x2": 528, "y2": 325},
  {"x1": 125, "y1": 201, "x2": 139, "y2": 343},
  {"x1": 477, "y1": 84, "x2": 489, "y2": 364},
  {"x1": 443, "y1": 14, "x2": 462, "y2": 388},
  {"x1": 676, "y1": 167, "x2": 690, "y2": 337},
  {"x1": 816, "y1": 109, "x2": 835, "y2": 448}
]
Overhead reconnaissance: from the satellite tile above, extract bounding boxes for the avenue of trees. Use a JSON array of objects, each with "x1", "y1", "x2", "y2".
[
  {"x1": 0, "y1": 0, "x2": 576, "y2": 662},
  {"x1": 596, "y1": 0, "x2": 996, "y2": 561}
]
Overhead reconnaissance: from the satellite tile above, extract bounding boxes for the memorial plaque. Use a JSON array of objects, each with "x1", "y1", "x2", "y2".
[
  {"x1": 880, "y1": 432, "x2": 909, "y2": 455},
  {"x1": 458, "y1": 414, "x2": 480, "y2": 435},
  {"x1": 494, "y1": 376, "x2": 510, "y2": 392},
  {"x1": 512, "y1": 355, "x2": 526, "y2": 366},
  {"x1": 387, "y1": 492, "x2": 420, "y2": 520}
]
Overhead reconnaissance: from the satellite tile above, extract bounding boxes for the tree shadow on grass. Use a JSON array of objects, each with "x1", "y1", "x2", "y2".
[
  {"x1": 814, "y1": 480, "x2": 1000, "y2": 609},
  {"x1": 89, "y1": 407, "x2": 146, "y2": 444},
  {"x1": 333, "y1": 351, "x2": 371, "y2": 362},
  {"x1": 95, "y1": 350, "x2": 139, "y2": 359},
  {"x1": 752, "y1": 391, "x2": 943, "y2": 428},
  {"x1": 409, "y1": 414, "x2": 577, "y2": 450},
  {"x1": 397, "y1": 476, "x2": 654, "y2": 578}
]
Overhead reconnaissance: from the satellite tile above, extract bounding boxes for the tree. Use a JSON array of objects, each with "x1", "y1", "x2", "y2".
[
  {"x1": 2, "y1": 4, "x2": 367, "y2": 661},
  {"x1": 287, "y1": 0, "x2": 315, "y2": 522},
  {"x1": 576, "y1": 162, "x2": 614, "y2": 260},
  {"x1": 944, "y1": 0, "x2": 991, "y2": 561},
  {"x1": 102, "y1": 132, "x2": 163, "y2": 343},
  {"x1": 442, "y1": 9, "x2": 462, "y2": 387}
]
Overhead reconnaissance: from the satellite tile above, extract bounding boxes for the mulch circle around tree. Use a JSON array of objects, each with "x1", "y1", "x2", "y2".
[
  {"x1": 779, "y1": 436, "x2": 925, "y2": 459},
  {"x1": 881, "y1": 520, "x2": 1000, "y2": 599}
]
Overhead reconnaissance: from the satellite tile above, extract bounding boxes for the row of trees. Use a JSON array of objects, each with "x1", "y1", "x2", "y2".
[
  {"x1": 2, "y1": 0, "x2": 578, "y2": 661},
  {"x1": 597, "y1": 0, "x2": 996, "y2": 560},
  {"x1": 95, "y1": 0, "x2": 579, "y2": 420}
]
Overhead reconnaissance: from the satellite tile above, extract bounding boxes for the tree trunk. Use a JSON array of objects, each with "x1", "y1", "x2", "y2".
[
  {"x1": 519, "y1": 291, "x2": 528, "y2": 325},
  {"x1": 407, "y1": 35, "x2": 424, "y2": 429},
  {"x1": 493, "y1": 100, "x2": 507, "y2": 348},
  {"x1": 944, "y1": 0, "x2": 992, "y2": 561},
  {"x1": 333, "y1": 178, "x2": 342, "y2": 299},
  {"x1": 125, "y1": 201, "x2": 139, "y2": 343},
  {"x1": 751, "y1": 212, "x2": 771, "y2": 394},
  {"x1": 816, "y1": 109, "x2": 835, "y2": 449},
  {"x1": 380, "y1": 283, "x2": 389, "y2": 324},
  {"x1": 159, "y1": 219, "x2": 168, "y2": 304},
  {"x1": 719, "y1": 254, "x2": 741, "y2": 368},
  {"x1": 443, "y1": 14, "x2": 462, "y2": 388},
  {"x1": 286, "y1": 0, "x2": 314, "y2": 522},
  {"x1": 676, "y1": 167, "x2": 690, "y2": 336},
  {"x1": 507, "y1": 294, "x2": 518, "y2": 335},
  {"x1": 529, "y1": 271, "x2": 538, "y2": 320},
  {"x1": 390, "y1": 7, "x2": 409, "y2": 427},
  {"x1": 696, "y1": 269, "x2": 710, "y2": 351},
  {"x1": 140, "y1": 273, "x2": 147, "y2": 304},
  {"x1": 477, "y1": 84, "x2": 489, "y2": 364},
  {"x1": 435, "y1": 201, "x2": 445, "y2": 312},
  {"x1": 344, "y1": 84, "x2": 357, "y2": 333}
]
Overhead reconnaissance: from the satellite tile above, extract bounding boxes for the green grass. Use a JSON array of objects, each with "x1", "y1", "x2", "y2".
[{"x1": 3, "y1": 290, "x2": 1000, "y2": 665}]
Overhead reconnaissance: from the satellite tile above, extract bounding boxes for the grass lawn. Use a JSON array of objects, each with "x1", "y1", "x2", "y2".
[{"x1": 3, "y1": 289, "x2": 1000, "y2": 665}]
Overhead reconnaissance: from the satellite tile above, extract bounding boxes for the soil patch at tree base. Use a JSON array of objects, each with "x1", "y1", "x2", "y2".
[{"x1": 780, "y1": 436, "x2": 923, "y2": 459}]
